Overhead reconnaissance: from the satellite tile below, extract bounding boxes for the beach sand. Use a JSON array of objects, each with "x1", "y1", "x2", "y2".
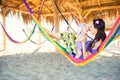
[
  {"x1": 0, "y1": 40, "x2": 119, "y2": 80},
  {"x1": 0, "y1": 49, "x2": 120, "y2": 80}
]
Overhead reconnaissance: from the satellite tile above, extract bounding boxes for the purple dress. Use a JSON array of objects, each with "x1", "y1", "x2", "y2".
[{"x1": 75, "y1": 41, "x2": 98, "y2": 60}]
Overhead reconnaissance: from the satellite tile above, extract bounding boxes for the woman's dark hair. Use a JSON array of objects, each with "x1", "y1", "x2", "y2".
[{"x1": 87, "y1": 18, "x2": 106, "y2": 52}]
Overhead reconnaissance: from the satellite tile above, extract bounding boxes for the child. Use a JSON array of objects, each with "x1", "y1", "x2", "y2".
[{"x1": 75, "y1": 23, "x2": 90, "y2": 59}]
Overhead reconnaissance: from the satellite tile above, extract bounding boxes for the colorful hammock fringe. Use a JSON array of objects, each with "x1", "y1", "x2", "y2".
[{"x1": 23, "y1": 0, "x2": 120, "y2": 66}]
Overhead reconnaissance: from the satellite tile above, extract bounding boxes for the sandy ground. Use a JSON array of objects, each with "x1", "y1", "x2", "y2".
[
  {"x1": 0, "y1": 41, "x2": 120, "y2": 80},
  {"x1": 0, "y1": 50, "x2": 120, "y2": 80}
]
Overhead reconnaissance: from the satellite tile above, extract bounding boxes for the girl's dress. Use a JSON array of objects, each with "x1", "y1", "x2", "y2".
[{"x1": 61, "y1": 32, "x2": 97, "y2": 60}]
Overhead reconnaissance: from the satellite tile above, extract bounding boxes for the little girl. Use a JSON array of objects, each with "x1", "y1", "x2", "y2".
[{"x1": 75, "y1": 23, "x2": 90, "y2": 59}]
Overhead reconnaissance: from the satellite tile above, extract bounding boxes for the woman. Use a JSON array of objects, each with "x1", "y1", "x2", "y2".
[
  {"x1": 46, "y1": 18, "x2": 106, "y2": 60},
  {"x1": 79, "y1": 18, "x2": 106, "y2": 59}
]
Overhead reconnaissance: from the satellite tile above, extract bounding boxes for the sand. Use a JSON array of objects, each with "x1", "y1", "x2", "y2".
[
  {"x1": 0, "y1": 49, "x2": 120, "y2": 80},
  {"x1": 0, "y1": 40, "x2": 119, "y2": 80}
]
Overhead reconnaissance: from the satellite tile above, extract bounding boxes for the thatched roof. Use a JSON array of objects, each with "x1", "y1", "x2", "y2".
[{"x1": 0, "y1": 0, "x2": 120, "y2": 26}]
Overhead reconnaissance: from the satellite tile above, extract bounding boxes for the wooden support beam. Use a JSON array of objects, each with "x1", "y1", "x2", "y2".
[
  {"x1": 43, "y1": 4, "x2": 51, "y2": 13},
  {"x1": 83, "y1": 10, "x2": 91, "y2": 19},
  {"x1": 97, "y1": 0, "x2": 101, "y2": 6},
  {"x1": 1, "y1": 14, "x2": 6, "y2": 50},
  {"x1": 0, "y1": 5, "x2": 77, "y2": 17},
  {"x1": 75, "y1": 0, "x2": 84, "y2": 22},
  {"x1": 85, "y1": 5, "x2": 120, "y2": 12},
  {"x1": 51, "y1": 0, "x2": 59, "y2": 32},
  {"x1": 51, "y1": 0, "x2": 60, "y2": 51},
  {"x1": 32, "y1": 5, "x2": 41, "y2": 11},
  {"x1": 65, "y1": 2, "x2": 78, "y2": 11},
  {"x1": 1, "y1": 4, "x2": 120, "y2": 18},
  {"x1": 83, "y1": 5, "x2": 120, "y2": 19}
]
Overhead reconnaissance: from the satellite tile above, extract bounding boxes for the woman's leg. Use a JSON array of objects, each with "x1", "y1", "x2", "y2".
[{"x1": 45, "y1": 28, "x2": 60, "y2": 40}]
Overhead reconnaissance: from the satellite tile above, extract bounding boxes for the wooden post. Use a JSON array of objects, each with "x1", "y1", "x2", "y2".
[
  {"x1": 51, "y1": 0, "x2": 60, "y2": 52},
  {"x1": 54, "y1": 7, "x2": 59, "y2": 35},
  {"x1": 54, "y1": 7, "x2": 59, "y2": 52},
  {"x1": 2, "y1": 14, "x2": 6, "y2": 50},
  {"x1": 51, "y1": 0, "x2": 60, "y2": 38}
]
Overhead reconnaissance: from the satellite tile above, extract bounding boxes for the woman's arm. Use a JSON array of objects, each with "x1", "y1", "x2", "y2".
[
  {"x1": 82, "y1": 42, "x2": 90, "y2": 59},
  {"x1": 82, "y1": 39, "x2": 102, "y2": 59}
]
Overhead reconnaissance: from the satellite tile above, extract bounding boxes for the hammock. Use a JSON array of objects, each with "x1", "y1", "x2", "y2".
[
  {"x1": 23, "y1": 0, "x2": 120, "y2": 66},
  {"x1": 0, "y1": 0, "x2": 46, "y2": 44},
  {"x1": 23, "y1": 24, "x2": 54, "y2": 45},
  {"x1": 22, "y1": 0, "x2": 45, "y2": 44},
  {"x1": 112, "y1": 25, "x2": 120, "y2": 41},
  {"x1": 22, "y1": 25, "x2": 39, "y2": 44},
  {"x1": 0, "y1": 22, "x2": 35, "y2": 43}
]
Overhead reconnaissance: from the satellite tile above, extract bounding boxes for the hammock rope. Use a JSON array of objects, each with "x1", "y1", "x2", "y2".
[
  {"x1": 66, "y1": 17, "x2": 74, "y2": 31},
  {"x1": 0, "y1": 22, "x2": 35, "y2": 43},
  {"x1": 54, "y1": 1, "x2": 93, "y2": 40},
  {"x1": 22, "y1": 0, "x2": 120, "y2": 66},
  {"x1": 53, "y1": 1, "x2": 77, "y2": 34},
  {"x1": 22, "y1": 0, "x2": 46, "y2": 44},
  {"x1": 67, "y1": 7, "x2": 79, "y2": 25},
  {"x1": 0, "y1": 0, "x2": 48, "y2": 44},
  {"x1": 23, "y1": 25, "x2": 54, "y2": 45},
  {"x1": 22, "y1": 0, "x2": 69, "y2": 58},
  {"x1": 22, "y1": 28, "x2": 44, "y2": 45}
]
